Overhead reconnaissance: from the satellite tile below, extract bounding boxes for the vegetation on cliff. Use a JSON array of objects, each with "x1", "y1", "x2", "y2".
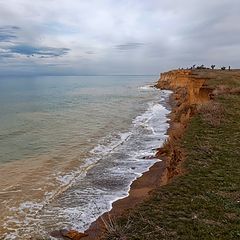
[{"x1": 102, "y1": 70, "x2": 240, "y2": 240}]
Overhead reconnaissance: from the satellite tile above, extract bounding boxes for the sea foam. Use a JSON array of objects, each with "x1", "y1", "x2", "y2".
[{"x1": 3, "y1": 88, "x2": 172, "y2": 240}]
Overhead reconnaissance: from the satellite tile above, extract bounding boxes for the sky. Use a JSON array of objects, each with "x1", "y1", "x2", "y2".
[{"x1": 0, "y1": 0, "x2": 240, "y2": 76}]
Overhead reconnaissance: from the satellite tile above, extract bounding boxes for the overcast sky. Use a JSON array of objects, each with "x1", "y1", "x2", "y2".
[{"x1": 0, "y1": 0, "x2": 240, "y2": 76}]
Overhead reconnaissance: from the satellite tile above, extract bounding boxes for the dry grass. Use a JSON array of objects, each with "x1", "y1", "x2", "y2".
[
  {"x1": 229, "y1": 87, "x2": 240, "y2": 94},
  {"x1": 101, "y1": 213, "x2": 166, "y2": 240},
  {"x1": 198, "y1": 101, "x2": 225, "y2": 127},
  {"x1": 212, "y1": 85, "x2": 231, "y2": 96},
  {"x1": 213, "y1": 85, "x2": 240, "y2": 96},
  {"x1": 101, "y1": 214, "x2": 132, "y2": 240}
]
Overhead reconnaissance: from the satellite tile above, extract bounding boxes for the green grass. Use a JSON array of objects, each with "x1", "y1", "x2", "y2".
[{"x1": 103, "y1": 72, "x2": 240, "y2": 240}]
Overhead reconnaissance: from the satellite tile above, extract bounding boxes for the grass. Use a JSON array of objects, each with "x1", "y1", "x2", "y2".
[
  {"x1": 198, "y1": 101, "x2": 225, "y2": 127},
  {"x1": 102, "y1": 70, "x2": 240, "y2": 240}
]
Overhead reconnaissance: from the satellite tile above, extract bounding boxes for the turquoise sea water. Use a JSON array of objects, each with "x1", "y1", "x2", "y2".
[
  {"x1": 0, "y1": 76, "x2": 153, "y2": 163},
  {"x1": 0, "y1": 75, "x2": 171, "y2": 239}
]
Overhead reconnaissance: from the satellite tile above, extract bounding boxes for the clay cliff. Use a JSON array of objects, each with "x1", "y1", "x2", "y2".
[
  {"x1": 156, "y1": 69, "x2": 212, "y2": 104},
  {"x1": 155, "y1": 69, "x2": 213, "y2": 181}
]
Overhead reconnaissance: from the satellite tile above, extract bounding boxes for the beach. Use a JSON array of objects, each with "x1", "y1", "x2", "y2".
[
  {"x1": 2, "y1": 70, "x2": 240, "y2": 239},
  {"x1": 82, "y1": 69, "x2": 240, "y2": 240},
  {"x1": 1, "y1": 1, "x2": 239, "y2": 239}
]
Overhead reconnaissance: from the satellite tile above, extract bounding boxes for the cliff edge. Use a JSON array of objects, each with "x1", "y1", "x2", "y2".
[
  {"x1": 58, "y1": 69, "x2": 240, "y2": 240},
  {"x1": 155, "y1": 69, "x2": 214, "y2": 181},
  {"x1": 100, "y1": 69, "x2": 240, "y2": 240}
]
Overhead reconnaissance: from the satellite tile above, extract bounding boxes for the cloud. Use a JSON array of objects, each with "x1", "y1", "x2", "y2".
[
  {"x1": 0, "y1": 53, "x2": 15, "y2": 58},
  {"x1": 0, "y1": 25, "x2": 70, "y2": 61},
  {"x1": 0, "y1": 26, "x2": 19, "y2": 42},
  {"x1": 0, "y1": 0, "x2": 240, "y2": 75},
  {"x1": 115, "y1": 42, "x2": 144, "y2": 50},
  {"x1": 8, "y1": 44, "x2": 70, "y2": 58},
  {"x1": 85, "y1": 51, "x2": 95, "y2": 55}
]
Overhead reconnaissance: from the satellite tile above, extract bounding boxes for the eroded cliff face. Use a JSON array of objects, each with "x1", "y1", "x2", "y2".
[
  {"x1": 156, "y1": 70, "x2": 212, "y2": 104},
  {"x1": 155, "y1": 70, "x2": 213, "y2": 181}
]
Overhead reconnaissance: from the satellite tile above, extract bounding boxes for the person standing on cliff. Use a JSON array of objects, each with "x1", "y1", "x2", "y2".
[{"x1": 229, "y1": 66, "x2": 231, "y2": 71}]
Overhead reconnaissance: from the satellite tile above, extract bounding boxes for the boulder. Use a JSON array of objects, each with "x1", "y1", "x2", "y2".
[
  {"x1": 61, "y1": 229, "x2": 88, "y2": 240},
  {"x1": 50, "y1": 229, "x2": 88, "y2": 240}
]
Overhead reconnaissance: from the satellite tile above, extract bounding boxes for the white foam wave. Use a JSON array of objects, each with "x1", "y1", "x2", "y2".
[
  {"x1": 138, "y1": 85, "x2": 155, "y2": 90},
  {"x1": 3, "y1": 90, "x2": 172, "y2": 239},
  {"x1": 50, "y1": 91, "x2": 172, "y2": 232},
  {"x1": 51, "y1": 91, "x2": 172, "y2": 232},
  {"x1": 90, "y1": 132, "x2": 132, "y2": 156}
]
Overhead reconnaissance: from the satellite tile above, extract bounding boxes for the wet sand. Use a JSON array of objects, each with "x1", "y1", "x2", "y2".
[{"x1": 0, "y1": 152, "x2": 88, "y2": 237}]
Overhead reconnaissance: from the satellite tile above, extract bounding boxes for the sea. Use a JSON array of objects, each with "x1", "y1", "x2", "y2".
[{"x1": 0, "y1": 75, "x2": 171, "y2": 239}]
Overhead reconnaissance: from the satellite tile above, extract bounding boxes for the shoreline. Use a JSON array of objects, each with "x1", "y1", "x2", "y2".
[
  {"x1": 82, "y1": 69, "x2": 214, "y2": 239},
  {"x1": 83, "y1": 157, "x2": 169, "y2": 239},
  {"x1": 82, "y1": 85, "x2": 176, "y2": 240},
  {"x1": 1, "y1": 78, "x2": 170, "y2": 240},
  {"x1": 97, "y1": 69, "x2": 240, "y2": 239},
  {"x1": 38, "y1": 69, "x2": 240, "y2": 239}
]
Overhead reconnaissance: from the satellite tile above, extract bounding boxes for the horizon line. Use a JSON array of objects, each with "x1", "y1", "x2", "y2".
[{"x1": 0, "y1": 74, "x2": 159, "y2": 78}]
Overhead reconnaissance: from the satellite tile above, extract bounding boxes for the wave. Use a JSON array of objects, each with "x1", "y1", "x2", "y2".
[
  {"x1": 3, "y1": 89, "x2": 172, "y2": 240},
  {"x1": 138, "y1": 84, "x2": 155, "y2": 90}
]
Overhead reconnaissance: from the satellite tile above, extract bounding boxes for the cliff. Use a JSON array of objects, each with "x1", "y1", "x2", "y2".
[
  {"x1": 156, "y1": 69, "x2": 212, "y2": 104},
  {"x1": 63, "y1": 69, "x2": 240, "y2": 240},
  {"x1": 155, "y1": 69, "x2": 213, "y2": 181},
  {"x1": 83, "y1": 70, "x2": 216, "y2": 239},
  {"x1": 99, "y1": 69, "x2": 240, "y2": 240}
]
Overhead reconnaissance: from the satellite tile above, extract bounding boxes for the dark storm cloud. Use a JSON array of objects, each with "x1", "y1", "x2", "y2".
[
  {"x1": 9, "y1": 45, "x2": 70, "y2": 58},
  {"x1": 115, "y1": 42, "x2": 144, "y2": 50}
]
